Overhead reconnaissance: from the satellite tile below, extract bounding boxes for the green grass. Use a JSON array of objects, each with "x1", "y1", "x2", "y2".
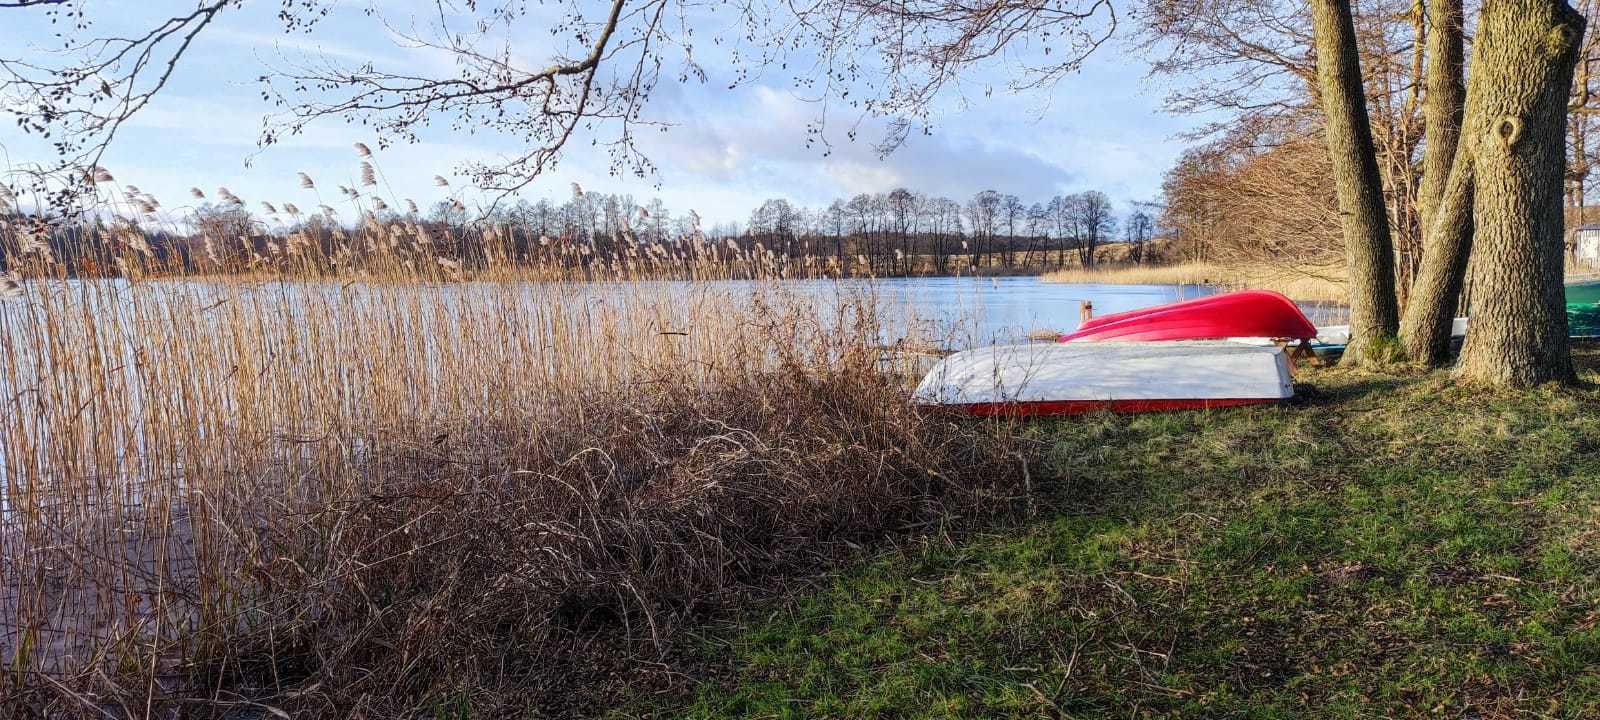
[{"x1": 624, "y1": 349, "x2": 1600, "y2": 719}]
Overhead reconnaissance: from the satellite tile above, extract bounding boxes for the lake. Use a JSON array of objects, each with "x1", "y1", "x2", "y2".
[
  {"x1": 828, "y1": 276, "x2": 1219, "y2": 346},
  {"x1": 800, "y1": 276, "x2": 1357, "y2": 347},
  {"x1": 11, "y1": 274, "x2": 1598, "y2": 355}
]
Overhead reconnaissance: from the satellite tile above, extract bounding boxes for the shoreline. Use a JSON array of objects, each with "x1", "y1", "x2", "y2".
[
  {"x1": 1044, "y1": 261, "x2": 1600, "y2": 302},
  {"x1": 1041, "y1": 261, "x2": 1349, "y2": 303}
]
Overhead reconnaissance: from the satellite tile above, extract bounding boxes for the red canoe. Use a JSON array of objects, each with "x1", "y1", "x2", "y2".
[{"x1": 1060, "y1": 290, "x2": 1316, "y2": 343}]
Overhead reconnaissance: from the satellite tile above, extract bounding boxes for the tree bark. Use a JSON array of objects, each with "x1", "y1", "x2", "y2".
[
  {"x1": 1400, "y1": 0, "x2": 1472, "y2": 364},
  {"x1": 1417, "y1": 0, "x2": 1468, "y2": 229},
  {"x1": 1310, "y1": 0, "x2": 1401, "y2": 364},
  {"x1": 1456, "y1": 0, "x2": 1584, "y2": 386},
  {"x1": 1400, "y1": 152, "x2": 1475, "y2": 363}
]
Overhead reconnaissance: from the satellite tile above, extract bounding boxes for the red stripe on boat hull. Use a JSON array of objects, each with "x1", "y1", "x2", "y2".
[{"x1": 927, "y1": 397, "x2": 1280, "y2": 417}]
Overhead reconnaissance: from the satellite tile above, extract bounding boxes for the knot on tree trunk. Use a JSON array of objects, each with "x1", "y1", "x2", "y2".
[
  {"x1": 1546, "y1": 22, "x2": 1578, "y2": 56},
  {"x1": 1493, "y1": 116, "x2": 1524, "y2": 155}
]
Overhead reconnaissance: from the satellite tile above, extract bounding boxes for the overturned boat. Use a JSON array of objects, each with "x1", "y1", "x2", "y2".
[
  {"x1": 1059, "y1": 290, "x2": 1318, "y2": 344},
  {"x1": 914, "y1": 341, "x2": 1295, "y2": 417}
]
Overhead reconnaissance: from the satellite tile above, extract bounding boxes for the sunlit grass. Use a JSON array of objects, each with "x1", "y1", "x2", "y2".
[{"x1": 642, "y1": 350, "x2": 1600, "y2": 719}]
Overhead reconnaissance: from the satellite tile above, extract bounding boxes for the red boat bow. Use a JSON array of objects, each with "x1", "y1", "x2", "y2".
[{"x1": 1060, "y1": 290, "x2": 1316, "y2": 343}]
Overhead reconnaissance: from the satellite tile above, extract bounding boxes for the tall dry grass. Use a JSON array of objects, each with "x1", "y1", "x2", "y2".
[{"x1": 0, "y1": 192, "x2": 1021, "y2": 716}]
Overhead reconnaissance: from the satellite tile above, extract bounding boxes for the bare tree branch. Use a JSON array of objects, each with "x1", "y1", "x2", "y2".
[
  {"x1": 4, "y1": 0, "x2": 1119, "y2": 210},
  {"x1": 0, "y1": 0, "x2": 243, "y2": 209}
]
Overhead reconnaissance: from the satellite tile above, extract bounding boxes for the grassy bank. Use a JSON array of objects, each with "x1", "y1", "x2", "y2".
[
  {"x1": 1044, "y1": 262, "x2": 1348, "y2": 303},
  {"x1": 634, "y1": 345, "x2": 1600, "y2": 719}
]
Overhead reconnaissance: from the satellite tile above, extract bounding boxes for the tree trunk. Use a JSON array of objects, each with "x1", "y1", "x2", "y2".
[
  {"x1": 1456, "y1": 0, "x2": 1584, "y2": 386},
  {"x1": 1400, "y1": 152, "x2": 1475, "y2": 363},
  {"x1": 1400, "y1": 0, "x2": 1471, "y2": 364},
  {"x1": 1310, "y1": 0, "x2": 1401, "y2": 364},
  {"x1": 1417, "y1": 0, "x2": 1468, "y2": 230}
]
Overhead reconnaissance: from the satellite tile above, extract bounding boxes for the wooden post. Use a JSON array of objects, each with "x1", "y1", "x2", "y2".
[{"x1": 1079, "y1": 300, "x2": 1094, "y2": 324}]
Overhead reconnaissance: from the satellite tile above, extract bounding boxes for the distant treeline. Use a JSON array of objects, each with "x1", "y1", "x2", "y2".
[{"x1": 0, "y1": 185, "x2": 1157, "y2": 278}]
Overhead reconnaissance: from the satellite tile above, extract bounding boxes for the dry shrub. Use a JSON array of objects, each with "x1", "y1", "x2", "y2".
[
  {"x1": 1158, "y1": 130, "x2": 1346, "y2": 275},
  {"x1": 0, "y1": 243, "x2": 1019, "y2": 717},
  {"x1": 236, "y1": 364, "x2": 1000, "y2": 715}
]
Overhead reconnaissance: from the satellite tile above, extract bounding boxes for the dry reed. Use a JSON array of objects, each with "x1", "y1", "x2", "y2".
[{"x1": 0, "y1": 185, "x2": 1021, "y2": 716}]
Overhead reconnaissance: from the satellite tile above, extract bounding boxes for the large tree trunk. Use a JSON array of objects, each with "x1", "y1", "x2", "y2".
[
  {"x1": 1456, "y1": 0, "x2": 1584, "y2": 385},
  {"x1": 1400, "y1": 0, "x2": 1472, "y2": 364},
  {"x1": 1310, "y1": 0, "x2": 1401, "y2": 365}
]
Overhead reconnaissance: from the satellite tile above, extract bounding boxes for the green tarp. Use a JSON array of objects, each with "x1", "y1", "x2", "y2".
[{"x1": 1568, "y1": 281, "x2": 1600, "y2": 336}]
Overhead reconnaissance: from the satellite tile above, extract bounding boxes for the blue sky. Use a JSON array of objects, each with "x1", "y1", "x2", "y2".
[{"x1": 0, "y1": 1, "x2": 1208, "y2": 226}]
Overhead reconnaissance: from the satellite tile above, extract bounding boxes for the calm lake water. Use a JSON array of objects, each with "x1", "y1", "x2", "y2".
[
  {"x1": 849, "y1": 276, "x2": 1219, "y2": 346},
  {"x1": 831, "y1": 276, "x2": 1359, "y2": 347}
]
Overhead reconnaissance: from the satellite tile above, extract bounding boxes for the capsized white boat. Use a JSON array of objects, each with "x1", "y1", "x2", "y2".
[{"x1": 914, "y1": 341, "x2": 1295, "y2": 417}]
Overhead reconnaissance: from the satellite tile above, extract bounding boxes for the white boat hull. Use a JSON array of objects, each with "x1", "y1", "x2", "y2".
[{"x1": 914, "y1": 341, "x2": 1295, "y2": 416}]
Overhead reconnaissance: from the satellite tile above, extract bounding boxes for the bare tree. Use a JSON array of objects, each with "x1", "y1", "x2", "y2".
[
  {"x1": 1125, "y1": 208, "x2": 1154, "y2": 265},
  {"x1": 1000, "y1": 194, "x2": 1024, "y2": 268},
  {"x1": 1070, "y1": 190, "x2": 1117, "y2": 268},
  {"x1": 964, "y1": 190, "x2": 1001, "y2": 270},
  {"x1": 1138, "y1": 0, "x2": 1426, "y2": 285},
  {"x1": 1564, "y1": 0, "x2": 1600, "y2": 233},
  {"x1": 1025, "y1": 202, "x2": 1050, "y2": 268},
  {"x1": 887, "y1": 188, "x2": 916, "y2": 274},
  {"x1": 1309, "y1": 0, "x2": 1401, "y2": 365},
  {"x1": 1158, "y1": 128, "x2": 1344, "y2": 275},
  {"x1": 825, "y1": 199, "x2": 847, "y2": 274},
  {"x1": 927, "y1": 196, "x2": 962, "y2": 273}
]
